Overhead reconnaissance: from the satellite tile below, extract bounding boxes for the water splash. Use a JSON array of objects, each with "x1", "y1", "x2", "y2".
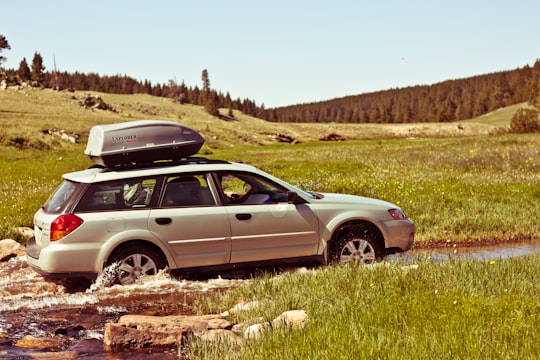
[
  {"x1": 87, "y1": 262, "x2": 120, "y2": 292},
  {"x1": 0, "y1": 256, "x2": 247, "y2": 313}
]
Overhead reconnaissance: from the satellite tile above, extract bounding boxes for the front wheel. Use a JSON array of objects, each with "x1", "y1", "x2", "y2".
[
  {"x1": 330, "y1": 230, "x2": 383, "y2": 265},
  {"x1": 108, "y1": 244, "x2": 166, "y2": 285}
]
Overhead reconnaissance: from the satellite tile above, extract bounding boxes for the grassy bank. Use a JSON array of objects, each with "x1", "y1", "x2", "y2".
[{"x1": 187, "y1": 255, "x2": 540, "y2": 359}]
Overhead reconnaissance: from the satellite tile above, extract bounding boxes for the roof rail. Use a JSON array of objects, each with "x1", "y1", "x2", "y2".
[{"x1": 89, "y1": 157, "x2": 230, "y2": 172}]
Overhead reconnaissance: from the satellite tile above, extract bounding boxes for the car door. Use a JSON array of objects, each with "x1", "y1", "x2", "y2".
[
  {"x1": 148, "y1": 173, "x2": 231, "y2": 268},
  {"x1": 215, "y1": 172, "x2": 320, "y2": 263}
]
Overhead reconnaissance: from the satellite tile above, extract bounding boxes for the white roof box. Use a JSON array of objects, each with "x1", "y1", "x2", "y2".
[{"x1": 84, "y1": 120, "x2": 205, "y2": 166}]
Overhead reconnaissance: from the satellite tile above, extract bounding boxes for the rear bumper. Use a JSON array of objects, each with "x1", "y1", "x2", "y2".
[
  {"x1": 27, "y1": 262, "x2": 98, "y2": 280},
  {"x1": 26, "y1": 236, "x2": 100, "y2": 280},
  {"x1": 25, "y1": 236, "x2": 40, "y2": 259}
]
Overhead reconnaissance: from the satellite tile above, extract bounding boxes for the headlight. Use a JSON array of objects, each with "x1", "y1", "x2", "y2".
[{"x1": 388, "y1": 209, "x2": 407, "y2": 220}]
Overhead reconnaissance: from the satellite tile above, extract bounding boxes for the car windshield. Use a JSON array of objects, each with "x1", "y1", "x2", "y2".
[{"x1": 43, "y1": 180, "x2": 79, "y2": 214}]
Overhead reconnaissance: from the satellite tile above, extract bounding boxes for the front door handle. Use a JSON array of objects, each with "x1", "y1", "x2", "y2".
[
  {"x1": 155, "y1": 217, "x2": 172, "y2": 225},
  {"x1": 235, "y1": 213, "x2": 252, "y2": 221}
]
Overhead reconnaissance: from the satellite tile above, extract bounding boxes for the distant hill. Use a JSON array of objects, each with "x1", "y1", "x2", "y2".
[
  {"x1": 3, "y1": 56, "x2": 539, "y2": 126},
  {"x1": 0, "y1": 87, "x2": 515, "y2": 154},
  {"x1": 265, "y1": 60, "x2": 540, "y2": 124},
  {"x1": 0, "y1": 87, "x2": 306, "y2": 149}
]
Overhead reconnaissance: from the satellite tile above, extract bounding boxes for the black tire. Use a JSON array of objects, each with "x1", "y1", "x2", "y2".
[
  {"x1": 330, "y1": 229, "x2": 383, "y2": 265},
  {"x1": 108, "y1": 244, "x2": 166, "y2": 285}
]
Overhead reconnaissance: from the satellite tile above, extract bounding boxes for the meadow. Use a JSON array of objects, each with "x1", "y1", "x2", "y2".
[
  {"x1": 2, "y1": 87, "x2": 540, "y2": 359},
  {"x1": 0, "y1": 88, "x2": 538, "y2": 245}
]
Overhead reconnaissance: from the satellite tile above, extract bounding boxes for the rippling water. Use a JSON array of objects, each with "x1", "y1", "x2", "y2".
[
  {"x1": 404, "y1": 238, "x2": 540, "y2": 263},
  {"x1": 2, "y1": 240, "x2": 540, "y2": 358},
  {"x1": 0, "y1": 255, "x2": 248, "y2": 359}
]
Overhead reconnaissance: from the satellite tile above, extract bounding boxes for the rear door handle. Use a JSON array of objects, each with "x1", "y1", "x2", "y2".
[
  {"x1": 235, "y1": 213, "x2": 252, "y2": 221},
  {"x1": 155, "y1": 217, "x2": 172, "y2": 225}
]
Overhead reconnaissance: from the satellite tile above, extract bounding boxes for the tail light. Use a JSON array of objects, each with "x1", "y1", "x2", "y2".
[{"x1": 50, "y1": 214, "x2": 83, "y2": 241}]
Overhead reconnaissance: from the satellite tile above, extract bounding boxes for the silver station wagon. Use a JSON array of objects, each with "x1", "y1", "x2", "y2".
[{"x1": 26, "y1": 120, "x2": 415, "y2": 285}]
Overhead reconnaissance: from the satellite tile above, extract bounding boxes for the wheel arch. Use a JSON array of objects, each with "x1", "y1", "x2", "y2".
[
  {"x1": 103, "y1": 239, "x2": 170, "y2": 270},
  {"x1": 329, "y1": 219, "x2": 385, "y2": 249}
]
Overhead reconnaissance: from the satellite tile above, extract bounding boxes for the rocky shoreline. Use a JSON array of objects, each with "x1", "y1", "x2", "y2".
[
  {"x1": 0, "y1": 234, "x2": 308, "y2": 357},
  {"x1": 104, "y1": 307, "x2": 308, "y2": 354}
]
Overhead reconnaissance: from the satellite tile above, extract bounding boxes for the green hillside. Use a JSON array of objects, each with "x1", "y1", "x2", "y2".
[
  {"x1": 465, "y1": 102, "x2": 533, "y2": 127},
  {"x1": 1, "y1": 86, "x2": 539, "y2": 245},
  {"x1": 0, "y1": 86, "x2": 518, "y2": 151},
  {"x1": 0, "y1": 87, "x2": 305, "y2": 149}
]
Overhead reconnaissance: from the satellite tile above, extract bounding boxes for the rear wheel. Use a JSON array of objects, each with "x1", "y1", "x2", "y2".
[
  {"x1": 108, "y1": 244, "x2": 166, "y2": 285},
  {"x1": 330, "y1": 229, "x2": 383, "y2": 265}
]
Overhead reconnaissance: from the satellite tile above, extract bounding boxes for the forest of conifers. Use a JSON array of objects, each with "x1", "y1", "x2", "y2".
[
  {"x1": 267, "y1": 60, "x2": 540, "y2": 123},
  {"x1": 2, "y1": 45, "x2": 540, "y2": 124}
]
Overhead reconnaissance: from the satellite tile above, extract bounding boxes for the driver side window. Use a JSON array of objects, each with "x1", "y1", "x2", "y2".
[
  {"x1": 218, "y1": 172, "x2": 288, "y2": 205},
  {"x1": 220, "y1": 174, "x2": 250, "y2": 200}
]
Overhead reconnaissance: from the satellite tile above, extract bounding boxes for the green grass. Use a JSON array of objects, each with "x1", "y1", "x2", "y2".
[
  {"x1": 1, "y1": 88, "x2": 538, "y2": 245},
  {"x1": 466, "y1": 102, "x2": 530, "y2": 127},
  {"x1": 0, "y1": 147, "x2": 85, "y2": 239},
  {"x1": 187, "y1": 255, "x2": 540, "y2": 359},
  {"x1": 211, "y1": 135, "x2": 540, "y2": 244}
]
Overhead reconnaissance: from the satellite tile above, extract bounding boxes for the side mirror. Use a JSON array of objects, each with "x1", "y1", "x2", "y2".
[{"x1": 287, "y1": 191, "x2": 302, "y2": 203}]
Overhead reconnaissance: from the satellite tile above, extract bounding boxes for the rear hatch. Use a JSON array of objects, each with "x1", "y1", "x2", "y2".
[{"x1": 27, "y1": 180, "x2": 82, "y2": 259}]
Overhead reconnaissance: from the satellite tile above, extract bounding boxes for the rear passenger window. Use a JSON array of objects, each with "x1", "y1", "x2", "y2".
[
  {"x1": 161, "y1": 174, "x2": 214, "y2": 207},
  {"x1": 76, "y1": 178, "x2": 158, "y2": 212}
]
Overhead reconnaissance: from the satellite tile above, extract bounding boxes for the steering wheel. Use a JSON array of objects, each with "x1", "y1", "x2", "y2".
[{"x1": 227, "y1": 186, "x2": 256, "y2": 204}]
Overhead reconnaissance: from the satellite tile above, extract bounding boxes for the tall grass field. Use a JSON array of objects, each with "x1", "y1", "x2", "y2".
[{"x1": 0, "y1": 88, "x2": 538, "y2": 245}]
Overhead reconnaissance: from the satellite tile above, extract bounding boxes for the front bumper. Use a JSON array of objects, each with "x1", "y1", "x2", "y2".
[{"x1": 382, "y1": 218, "x2": 415, "y2": 253}]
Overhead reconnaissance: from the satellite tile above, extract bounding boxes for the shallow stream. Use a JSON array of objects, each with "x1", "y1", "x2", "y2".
[{"x1": 1, "y1": 239, "x2": 540, "y2": 359}]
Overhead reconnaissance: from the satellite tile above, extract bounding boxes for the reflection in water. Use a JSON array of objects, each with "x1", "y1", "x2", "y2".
[
  {"x1": 405, "y1": 238, "x2": 540, "y2": 263},
  {"x1": 1, "y1": 240, "x2": 540, "y2": 358}
]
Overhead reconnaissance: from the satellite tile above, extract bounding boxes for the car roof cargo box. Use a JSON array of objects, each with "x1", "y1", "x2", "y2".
[{"x1": 84, "y1": 120, "x2": 205, "y2": 167}]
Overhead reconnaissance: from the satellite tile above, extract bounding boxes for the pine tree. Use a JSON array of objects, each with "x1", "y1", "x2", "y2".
[
  {"x1": 18, "y1": 58, "x2": 31, "y2": 81},
  {"x1": 168, "y1": 79, "x2": 182, "y2": 103},
  {"x1": 178, "y1": 81, "x2": 187, "y2": 104},
  {"x1": 30, "y1": 52, "x2": 45, "y2": 84},
  {"x1": 0, "y1": 35, "x2": 10, "y2": 65},
  {"x1": 201, "y1": 69, "x2": 219, "y2": 117},
  {"x1": 190, "y1": 86, "x2": 201, "y2": 105},
  {"x1": 201, "y1": 69, "x2": 210, "y2": 93},
  {"x1": 528, "y1": 60, "x2": 540, "y2": 109}
]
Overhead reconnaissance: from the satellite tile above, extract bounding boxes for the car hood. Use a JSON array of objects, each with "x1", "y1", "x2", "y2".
[{"x1": 311, "y1": 192, "x2": 398, "y2": 209}]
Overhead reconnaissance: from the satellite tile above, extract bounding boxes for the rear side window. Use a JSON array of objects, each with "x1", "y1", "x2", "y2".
[
  {"x1": 161, "y1": 174, "x2": 215, "y2": 207},
  {"x1": 43, "y1": 180, "x2": 79, "y2": 214},
  {"x1": 76, "y1": 177, "x2": 158, "y2": 212}
]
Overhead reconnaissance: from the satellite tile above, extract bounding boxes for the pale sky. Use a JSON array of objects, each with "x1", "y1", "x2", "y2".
[{"x1": 2, "y1": 0, "x2": 539, "y2": 108}]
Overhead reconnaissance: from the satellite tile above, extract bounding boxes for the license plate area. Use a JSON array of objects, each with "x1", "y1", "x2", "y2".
[{"x1": 34, "y1": 226, "x2": 43, "y2": 246}]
